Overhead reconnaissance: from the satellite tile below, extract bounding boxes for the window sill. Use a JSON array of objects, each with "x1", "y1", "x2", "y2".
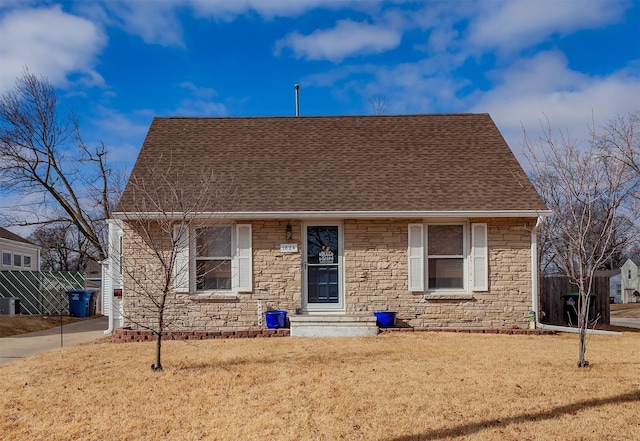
[
  {"x1": 424, "y1": 293, "x2": 475, "y2": 301},
  {"x1": 189, "y1": 294, "x2": 239, "y2": 303}
]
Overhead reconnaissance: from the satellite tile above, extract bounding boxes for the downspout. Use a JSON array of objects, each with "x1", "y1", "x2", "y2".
[
  {"x1": 531, "y1": 216, "x2": 621, "y2": 336},
  {"x1": 103, "y1": 260, "x2": 113, "y2": 335}
]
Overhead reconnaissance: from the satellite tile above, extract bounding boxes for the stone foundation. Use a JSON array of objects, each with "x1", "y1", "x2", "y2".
[
  {"x1": 111, "y1": 326, "x2": 555, "y2": 343},
  {"x1": 112, "y1": 327, "x2": 290, "y2": 343}
]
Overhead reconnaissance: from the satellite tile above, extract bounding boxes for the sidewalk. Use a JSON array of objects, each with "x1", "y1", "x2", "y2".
[
  {"x1": 610, "y1": 317, "x2": 640, "y2": 329},
  {"x1": 0, "y1": 316, "x2": 109, "y2": 364}
]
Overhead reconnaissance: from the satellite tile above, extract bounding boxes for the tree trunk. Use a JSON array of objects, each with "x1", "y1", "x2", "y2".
[
  {"x1": 577, "y1": 291, "x2": 590, "y2": 367},
  {"x1": 152, "y1": 332, "x2": 163, "y2": 371}
]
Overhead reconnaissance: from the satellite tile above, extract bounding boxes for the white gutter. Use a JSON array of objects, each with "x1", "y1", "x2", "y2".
[
  {"x1": 112, "y1": 209, "x2": 553, "y2": 221},
  {"x1": 102, "y1": 219, "x2": 123, "y2": 335},
  {"x1": 531, "y1": 216, "x2": 622, "y2": 336},
  {"x1": 101, "y1": 259, "x2": 114, "y2": 335},
  {"x1": 104, "y1": 311, "x2": 114, "y2": 335}
]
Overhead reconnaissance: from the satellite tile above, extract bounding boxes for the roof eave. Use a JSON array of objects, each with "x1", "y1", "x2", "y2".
[{"x1": 112, "y1": 209, "x2": 552, "y2": 221}]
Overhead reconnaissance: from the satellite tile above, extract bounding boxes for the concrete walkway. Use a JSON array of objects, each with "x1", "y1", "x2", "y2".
[
  {"x1": 610, "y1": 317, "x2": 640, "y2": 329},
  {"x1": 0, "y1": 316, "x2": 109, "y2": 365}
]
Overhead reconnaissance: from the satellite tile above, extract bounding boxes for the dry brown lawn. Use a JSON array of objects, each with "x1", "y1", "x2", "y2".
[
  {"x1": 0, "y1": 315, "x2": 89, "y2": 338},
  {"x1": 1, "y1": 332, "x2": 639, "y2": 440},
  {"x1": 611, "y1": 302, "x2": 640, "y2": 318}
]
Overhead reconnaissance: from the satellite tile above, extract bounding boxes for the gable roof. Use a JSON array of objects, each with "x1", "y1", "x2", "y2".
[
  {"x1": 0, "y1": 227, "x2": 35, "y2": 245},
  {"x1": 116, "y1": 114, "x2": 548, "y2": 217}
]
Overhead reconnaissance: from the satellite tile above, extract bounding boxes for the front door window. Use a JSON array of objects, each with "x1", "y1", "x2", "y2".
[{"x1": 305, "y1": 225, "x2": 341, "y2": 309}]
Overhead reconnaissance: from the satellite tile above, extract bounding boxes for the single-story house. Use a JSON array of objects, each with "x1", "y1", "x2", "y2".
[
  {"x1": 105, "y1": 114, "x2": 550, "y2": 337},
  {"x1": 1, "y1": 227, "x2": 40, "y2": 271}
]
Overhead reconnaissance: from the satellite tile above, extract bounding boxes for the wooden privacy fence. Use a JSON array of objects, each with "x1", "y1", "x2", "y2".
[
  {"x1": 0, "y1": 271, "x2": 85, "y2": 315},
  {"x1": 539, "y1": 276, "x2": 610, "y2": 325}
]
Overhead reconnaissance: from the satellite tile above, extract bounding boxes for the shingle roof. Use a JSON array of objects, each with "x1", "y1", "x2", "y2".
[
  {"x1": 116, "y1": 114, "x2": 547, "y2": 215},
  {"x1": 0, "y1": 227, "x2": 34, "y2": 245}
]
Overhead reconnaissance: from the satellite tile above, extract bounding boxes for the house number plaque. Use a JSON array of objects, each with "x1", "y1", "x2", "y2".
[{"x1": 280, "y1": 243, "x2": 298, "y2": 253}]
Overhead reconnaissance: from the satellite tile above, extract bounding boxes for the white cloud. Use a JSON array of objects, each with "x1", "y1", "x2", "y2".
[
  {"x1": 173, "y1": 99, "x2": 227, "y2": 117},
  {"x1": 95, "y1": 0, "x2": 356, "y2": 46},
  {"x1": 466, "y1": 0, "x2": 628, "y2": 54},
  {"x1": 470, "y1": 51, "x2": 640, "y2": 163},
  {"x1": 188, "y1": 0, "x2": 334, "y2": 20},
  {"x1": 0, "y1": 5, "x2": 107, "y2": 91},
  {"x1": 96, "y1": 0, "x2": 184, "y2": 47},
  {"x1": 82, "y1": 106, "x2": 153, "y2": 172},
  {"x1": 178, "y1": 82, "x2": 218, "y2": 99},
  {"x1": 91, "y1": 106, "x2": 151, "y2": 142},
  {"x1": 276, "y1": 19, "x2": 401, "y2": 62}
]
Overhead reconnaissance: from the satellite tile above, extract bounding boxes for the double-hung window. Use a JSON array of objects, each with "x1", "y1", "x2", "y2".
[
  {"x1": 427, "y1": 225, "x2": 465, "y2": 289},
  {"x1": 173, "y1": 223, "x2": 252, "y2": 294},
  {"x1": 408, "y1": 222, "x2": 488, "y2": 293},
  {"x1": 195, "y1": 226, "x2": 232, "y2": 290},
  {"x1": 13, "y1": 253, "x2": 21, "y2": 267},
  {"x1": 2, "y1": 251, "x2": 11, "y2": 267}
]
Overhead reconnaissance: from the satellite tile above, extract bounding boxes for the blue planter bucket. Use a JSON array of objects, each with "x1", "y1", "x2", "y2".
[
  {"x1": 374, "y1": 311, "x2": 397, "y2": 327},
  {"x1": 265, "y1": 310, "x2": 287, "y2": 329}
]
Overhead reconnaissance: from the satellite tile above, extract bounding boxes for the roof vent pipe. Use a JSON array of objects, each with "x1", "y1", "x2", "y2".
[{"x1": 294, "y1": 84, "x2": 300, "y2": 117}]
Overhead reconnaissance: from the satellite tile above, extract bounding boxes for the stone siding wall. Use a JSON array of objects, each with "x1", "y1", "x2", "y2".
[
  {"x1": 122, "y1": 220, "x2": 302, "y2": 332},
  {"x1": 121, "y1": 217, "x2": 536, "y2": 332},
  {"x1": 344, "y1": 218, "x2": 535, "y2": 329}
]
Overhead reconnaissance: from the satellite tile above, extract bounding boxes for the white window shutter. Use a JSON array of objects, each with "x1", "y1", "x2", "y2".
[
  {"x1": 408, "y1": 223, "x2": 424, "y2": 292},
  {"x1": 471, "y1": 223, "x2": 488, "y2": 291},
  {"x1": 236, "y1": 224, "x2": 252, "y2": 292},
  {"x1": 174, "y1": 225, "x2": 190, "y2": 292}
]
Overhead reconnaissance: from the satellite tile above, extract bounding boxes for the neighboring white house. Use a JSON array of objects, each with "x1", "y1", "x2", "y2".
[
  {"x1": 610, "y1": 271, "x2": 622, "y2": 304},
  {"x1": 0, "y1": 227, "x2": 40, "y2": 271},
  {"x1": 595, "y1": 269, "x2": 622, "y2": 304},
  {"x1": 620, "y1": 259, "x2": 640, "y2": 303}
]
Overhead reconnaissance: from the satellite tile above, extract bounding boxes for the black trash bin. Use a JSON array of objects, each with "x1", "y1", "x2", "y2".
[
  {"x1": 88, "y1": 291, "x2": 97, "y2": 316},
  {"x1": 562, "y1": 292, "x2": 596, "y2": 326},
  {"x1": 67, "y1": 290, "x2": 92, "y2": 317}
]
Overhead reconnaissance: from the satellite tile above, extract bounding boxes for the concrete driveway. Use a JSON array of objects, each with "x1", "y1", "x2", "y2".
[{"x1": 0, "y1": 316, "x2": 109, "y2": 365}]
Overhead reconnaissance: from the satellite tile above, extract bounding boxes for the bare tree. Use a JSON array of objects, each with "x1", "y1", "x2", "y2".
[
  {"x1": 526, "y1": 115, "x2": 639, "y2": 367},
  {"x1": 596, "y1": 112, "x2": 640, "y2": 175},
  {"x1": 0, "y1": 69, "x2": 122, "y2": 261},
  {"x1": 368, "y1": 95, "x2": 387, "y2": 115},
  {"x1": 118, "y1": 158, "x2": 236, "y2": 371},
  {"x1": 29, "y1": 223, "x2": 96, "y2": 271}
]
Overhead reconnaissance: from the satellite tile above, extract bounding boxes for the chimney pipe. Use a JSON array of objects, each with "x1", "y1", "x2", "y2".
[{"x1": 294, "y1": 84, "x2": 300, "y2": 117}]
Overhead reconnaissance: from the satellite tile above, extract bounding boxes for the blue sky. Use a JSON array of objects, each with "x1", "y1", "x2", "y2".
[{"x1": 0, "y1": 0, "x2": 639, "y2": 175}]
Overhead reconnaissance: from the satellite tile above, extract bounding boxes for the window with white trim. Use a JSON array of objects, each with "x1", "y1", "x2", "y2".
[
  {"x1": 23, "y1": 255, "x2": 32, "y2": 268},
  {"x1": 2, "y1": 251, "x2": 11, "y2": 267},
  {"x1": 13, "y1": 253, "x2": 21, "y2": 267},
  {"x1": 173, "y1": 223, "x2": 252, "y2": 294},
  {"x1": 427, "y1": 224, "x2": 464, "y2": 289},
  {"x1": 196, "y1": 226, "x2": 232, "y2": 290},
  {"x1": 408, "y1": 222, "x2": 488, "y2": 293}
]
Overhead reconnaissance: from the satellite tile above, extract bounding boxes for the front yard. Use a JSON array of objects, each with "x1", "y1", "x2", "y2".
[
  {"x1": 1, "y1": 331, "x2": 639, "y2": 440},
  {"x1": 0, "y1": 315, "x2": 90, "y2": 338}
]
